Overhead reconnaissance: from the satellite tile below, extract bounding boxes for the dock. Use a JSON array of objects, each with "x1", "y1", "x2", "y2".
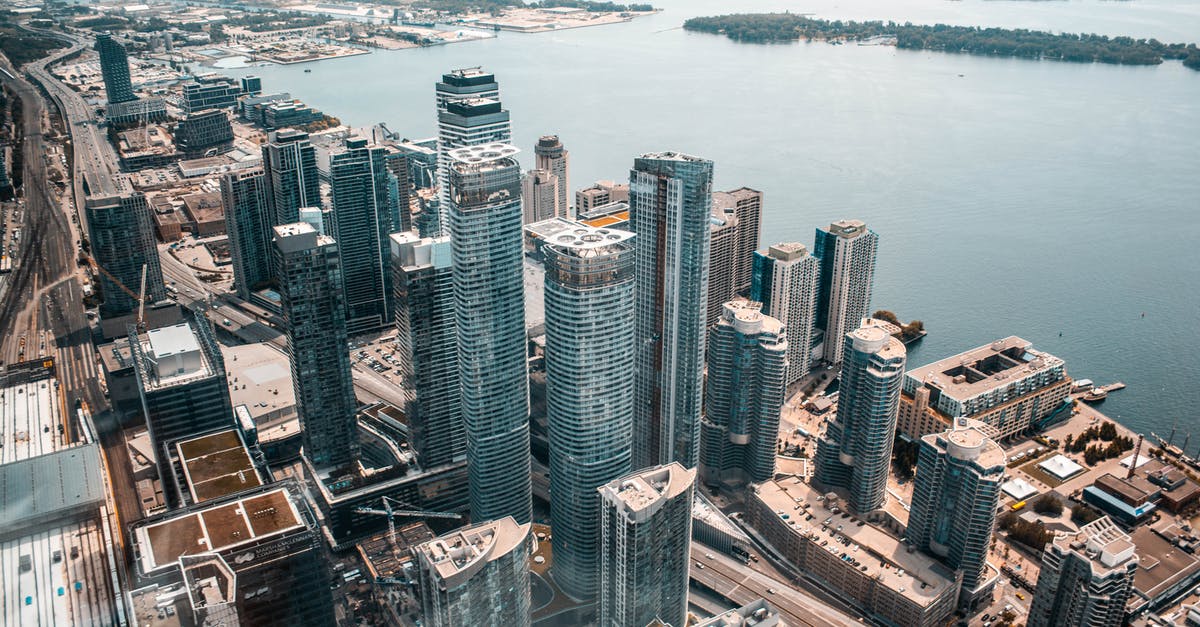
[{"x1": 1097, "y1": 382, "x2": 1126, "y2": 393}]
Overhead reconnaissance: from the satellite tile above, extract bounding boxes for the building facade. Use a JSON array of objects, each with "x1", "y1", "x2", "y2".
[
  {"x1": 84, "y1": 186, "x2": 167, "y2": 318},
  {"x1": 576, "y1": 180, "x2": 629, "y2": 215},
  {"x1": 176, "y1": 109, "x2": 234, "y2": 157},
  {"x1": 414, "y1": 517, "x2": 533, "y2": 627},
  {"x1": 329, "y1": 137, "x2": 397, "y2": 334},
  {"x1": 542, "y1": 222, "x2": 636, "y2": 600},
  {"x1": 750, "y1": 242, "x2": 821, "y2": 386},
  {"x1": 906, "y1": 419, "x2": 1005, "y2": 607},
  {"x1": 181, "y1": 75, "x2": 242, "y2": 113},
  {"x1": 814, "y1": 219, "x2": 878, "y2": 366},
  {"x1": 221, "y1": 169, "x2": 271, "y2": 300},
  {"x1": 95, "y1": 33, "x2": 136, "y2": 104},
  {"x1": 706, "y1": 188, "x2": 763, "y2": 327},
  {"x1": 814, "y1": 323, "x2": 906, "y2": 514},
  {"x1": 521, "y1": 168, "x2": 560, "y2": 224},
  {"x1": 701, "y1": 301, "x2": 787, "y2": 486},
  {"x1": 272, "y1": 222, "x2": 360, "y2": 470},
  {"x1": 436, "y1": 68, "x2": 510, "y2": 237},
  {"x1": 630, "y1": 152, "x2": 714, "y2": 470},
  {"x1": 598, "y1": 463, "x2": 695, "y2": 627},
  {"x1": 446, "y1": 144, "x2": 531, "y2": 524},
  {"x1": 389, "y1": 232, "x2": 464, "y2": 469},
  {"x1": 262, "y1": 129, "x2": 321, "y2": 230},
  {"x1": 1027, "y1": 517, "x2": 1138, "y2": 627},
  {"x1": 534, "y1": 134, "x2": 569, "y2": 216}
]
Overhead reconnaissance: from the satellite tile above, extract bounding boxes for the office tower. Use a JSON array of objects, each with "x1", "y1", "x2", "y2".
[
  {"x1": 382, "y1": 146, "x2": 413, "y2": 233},
  {"x1": 390, "y1": 232, "x2": 464, "y2": 469},
  {"x1": 446, "y1": 144, "x2": 531, "y2": 524},
  {"x1": 181, "y1": 75, "x2": 242, "y2": 113},
  {"x1": 176, "y1": 109, "x2": 234, "y2": 157},
  {"x1": 241, "y1": 75, "x2": 262, "y2": 95},
  {"x1": 630, "y1": 152, "x2": 713, "y2": 470},
  {"x1": 84, "y1": 185, "x2": 166, "y2": 318},
  {"x1": 413, "y1": 517, "x2": 533, "y2": 627},
  {"x1": 706, "y1": 188, "x2": 763, "y2": 327},
  {"x1": 534, "y1": 135, "x2": 569, "y2": 216},
  {"x1": 522, "y1": 169, "x2": 560, "y2": 224},
  {"x1": 298, "y1": 206, "x2": 330, "y2": 235},
  {"x1": 899, "y1": 337, "x2": 1072, "y2": 440},
  {"x1": 95, "y1": 33, "x2": 136, "y2": 104},
  {"x1": 272, "y1": 222, "x2": 360, "y2": 470},
  {"x1": 701, "y1": 301, "x2": 787, "y2": 486},
  {"x1": 1027, "y1": 517, "x2": 1138, "y2": 627},
  {"x1": 814, "y1": 219, "x2": 878, "y2": 365},
  {"x1": 542, "y1": 222, "x2": 636, "y2": 600},
  {"x1": 436, "y1": 68, "x2": 510, "y2": 236},
  {"x1": 576, "y1": 180, "x2": 629, "y2": 215},
  {"x1": 906, "y1": 419, "x2": 1005, "y2": 607},
  {"x1": 598, "y1": 462, "x2": 695, "y2": 627},
  {"x1": 262, "y1": 129, "x2": 321, "y2": 228},
  {"x1": 221, "y1": 169, "x2": 271, "y2": 300},
  {"x1": 814, "y1": 323, "x2": 906, "y2": 514},
  {"x1": 750, "y1": 243, "x2": 821, "y2": 386},
  {"x1": 129, "y1": 320, "x2": 234, "y2": 505},
  {"x1": 329, "y1": 137, "x2": 397, "y2": 334}
]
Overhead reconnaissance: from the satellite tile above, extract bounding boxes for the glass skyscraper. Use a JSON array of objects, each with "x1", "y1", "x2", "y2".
[
  {"x1": 813, "y1": 219, "x2": 878, "y2": 366},
  {"x1": 446, "y1": 144, "x2": 531, "y2": 524},
  {"x1": 630, "y1": 152, "x2": 714, "y2": 470},
  {"x1": 542, "y1": 221, "x2": 636, "y2": 600},
  {"x1": 436, "y1": 68, "x2": 510, "y2": 237},
  {"x1": 221, "y1": 169, "x2": 271, "y2": 300},
  {"x1": 414, "y1": 516, "x2": 533, "y2": 627},
  {"x1": 534, "y1": 135, "x2": 569, "y2": 217},
  {"x1": 750, "y1": 242, "x2": 821, "y2": 385},
  {"x1": 814, "y1": 323, "x2": 906, "y2": 513},
  {"x1": 84, "y1": 183, "x2": 166, "y2": 318},
  {"x1": 95, "y1": 33, "x2": 136, "y2": 104},
  {"x1": 701, "y1": 301, "x2": 788, "y2": 486},
  {"x1": 262, "y1": 129, "x2": 321, "y2": 229}
]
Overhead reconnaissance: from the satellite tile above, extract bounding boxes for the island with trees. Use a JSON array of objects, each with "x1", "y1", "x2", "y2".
[{"x1": 683, "y1": 13, "x2": 1200, "y2": 71}]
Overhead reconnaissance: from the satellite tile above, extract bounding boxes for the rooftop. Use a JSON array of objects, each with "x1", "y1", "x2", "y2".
[
  {"x1": 935, "y1": 418, "x2": 1006, "y2": 468},
  {"x1": 141, "y1": 323, "x2": 214, "y2": 389},
  {"x1": 2, "y1": 518, "x2": 120, "y2": 626},
  {"x1": 1130, "y1": 525, "x2": 1200, "y2": 602},
  {"x1": 525, "y1": 218, "x2": 634, "y2": 252},
  {"x1": 176, "y1": 429, "x2": 261, "y2": 504},
  {"x1": 905, "y1": 336, "x2": 1065, "y2": 400},
  {"x1": 414, "y1": 516, "x2": 529, "y2": 587},
  {"x1": 693, "y1": 598, "x2": 780, "y2": 627},
  {"x1": 719, "y1": 300, "x2": 784, "y2": 337},
  {"x1": 220, "y1": 342, "x2": 296, "y2": 428},
  {"x1": 849, "y1": 324, "x2": 906, "y2": 361},
  {"x1": 1039, "y1": 454, "x2": 1086, "y2": 481},
  {"x1": 446, "y1": 142, "x2": 519, "y2": 165},
  {"x1": 754, "y1": 476, "x2": 959, "y2": 605},
  {"x1": 0, "y1": 445, "x2": 106, "y2": 538},
  {"x1": 0, "y1": 372, "x2": 72, "y2": 465},
  {"x1": 764, "y1": 242, "x2": 810, "y2": 262},
  {"x1": 600, "y1": 462, "x2": 695, "y2": 516},
  {"x1": 1056, "y1": 516, "x2": 1137, "y2": 570}
]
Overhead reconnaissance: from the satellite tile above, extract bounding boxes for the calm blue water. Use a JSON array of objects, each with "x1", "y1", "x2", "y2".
[{"x1": 218, "y1": 0, "x2": 1200, "y2": 441}]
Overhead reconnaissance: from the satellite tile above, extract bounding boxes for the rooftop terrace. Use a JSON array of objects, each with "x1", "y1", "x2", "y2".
[
  {"x1": 176, "y1": 429, "x2": 261, "y2": 504},
  {"x1": 905, "y1": 336, "x2": 1065, "y2": 400}
]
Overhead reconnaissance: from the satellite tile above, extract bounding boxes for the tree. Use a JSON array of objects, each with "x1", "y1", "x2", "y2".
[
  {"x1": 1099, "y1": 421, "x2": 1118, "y2": 441},
  {"x1": 1071, "y1": 503, "x2": 1102, "y2": 525},
  {"x1": 1033, "y1": 493, "x2": 1063, "y2": 516}
]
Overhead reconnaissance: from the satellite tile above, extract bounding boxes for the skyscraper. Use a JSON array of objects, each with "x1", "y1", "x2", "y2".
[
  {"x1": 272, "y1": 222, "x2": 360, "y2": 470},
  {"x1": 413, "y1": 516, "x2": 533, "y2": 627},
  {"x1": 390, "y1": 232, "x2": 464, "y2": 469},
  {"x1": 95, "y1": 33, "x2": 136, "y2": 104},
  {"x1": 814, "y1": 219, "x2": 878, "y2": 365},
  {"x1": 814, "y1": 323, "x2": 906, "y2": 514},
  {"x1": 436, "y1": 68, "x2": 510, "y2": 236},
  {"x1": 329, "y1": 137, "x2": 397, "y2": 334},
  {"x1": 750, "y1": 243, "x2": 821, "y2": 386},
  {"x1": 906, "y1": 419, "x2": 1005, "y2": 607},
  {"x1": 446, "y1": 144, "x2": 531, "y2": 524},
  {"x1": 598, "y1": 462, "x2": 695, "y2": 627},
  {"x1": 221, "y1": 169, "x2": 271, "y2": 300},
  {"x1": 262, "y1": 129, "x2": 321, "y2": 229},
  {"x1": 630, "y1": 152, "x2": 714, "y2": 470},
  {"x1": 541, "y1": 221, "x2": 636, "y2": 600},
  {"x1": 1027, "y1": 517, "x2": 1138, "y2": 627},
  {"x1": 534, "y1": 135, "x2": 569, "y2": 216},
  {"x1": 701, "y1": 301, "x2": 787, "y2": 486},
  {"x1": 84, "y1": 184, "x2": 166, "y2": 318},
  {"x1": 521, "y1": 169, "x2": 560, "y2": 224},
  {"x1": 706, "y1": 188, "x2": 763, "y2": 326}
]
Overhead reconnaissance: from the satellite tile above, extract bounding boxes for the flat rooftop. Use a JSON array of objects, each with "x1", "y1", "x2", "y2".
[
  {"x1": 220, "y1": 342, "x2": 296, "y2": 425},
  {"x1": 906, "y1": 336, "x2": 1065, "y2": 399},
  {"x1": 0, "y1": 445, "x2": 106, "y2": 538},
  {"x1": 600, "y1": 463, "x2": 695, "y2": 515},
  {"x1": 414, "y1": 517, "x2": 528, "y2": 585},
  {"x1": 525, "y1": 217, "x2": 634, "y2": 251},
  {"x1": 446, "y1": 143, "x2": 519, "y2": 167},
  {"x1": 176, "y1": 429, "x2": 261, "y2": 504},
  {"x1": 0, "y1": 376, "x2": 72, "y2": 465},
  {"x1": 1131, "y1": 526, "x2": 1200, "y2": 602},
  {"x1": 755, "y1": 476, "x2": 959, "y2": 606},
  {"x1": 1, "y1": 518, "x2": 120, "y2": 627},
  {"x1": 137, "y1": 487, "x2": 303, "y2": 573}
]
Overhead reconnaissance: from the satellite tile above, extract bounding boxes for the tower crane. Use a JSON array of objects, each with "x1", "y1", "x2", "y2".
[
  {"x1": 354, "y1": 496, "x2": 461, "y2": 557},
  {"x1": 80, "y1": 253, "x2": 148, "y2": 330}
]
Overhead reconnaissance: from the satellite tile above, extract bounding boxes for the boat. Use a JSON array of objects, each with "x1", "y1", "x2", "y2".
[
  {"x1": 1080, "y1": 388, "x2": 1108, "y2": 403},
  {"x1": 304, "y1": 68, "x2": 312, "y2": 73},
  {"x1": 1070, "y1": 379, "x2": 1094, "y2": 392}
]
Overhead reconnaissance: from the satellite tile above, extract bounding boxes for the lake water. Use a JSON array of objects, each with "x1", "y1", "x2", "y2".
[{"x1": 217, "y1": 0, "x2": 1200, "y2": 441}]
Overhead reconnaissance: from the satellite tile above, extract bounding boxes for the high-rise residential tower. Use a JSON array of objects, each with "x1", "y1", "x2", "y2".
[
  {"x1": 630, "y1": 152, "x2": 714, "y2": 470},
  {"x1": 84, "y1": 183, "x2": 166, "y2": 318},
  {"x1": 436, "y1": 68, "x2": 510, "y2": 236},
  {"x1": 521, "y1": 169, "x2": 560, "y2": 224},
  {"x1": 814, "y1": 219, "x2": 878, "y2": 365},
  {"x1": 390, "y1": 232, "x2": 464, "y2": 469},
  {"x1": 706, "y1": 188, "x2": 763, "y2": 327},
  {"x1": 701, "y1": 301, "x2": 788, "y2": 486},
  {"x1": 814, "y1": 323, "x2": 906, "y2": 514},
  {"x1": 413, "y1": 516, "x2": 533, "y2": 627},
  {"x1": 95, "y1": 33, "x2": 136, "y2": 104},
  {"x1": 750, "y1": 243, "x2": 821, "y2": 386},
  {"x1": 1027, "y1": 517, "x2": 1138, "y2": 627},
  {"x1": 221, "y1": 169, "x2": 271, "y2": 300},
  {"x1": 262, "y1": 129, "x2": 321, "y2": 229},
  {"x1": 906, "y1": 419, "x2": 1005, "y2": 608},
  {"x1": 329, "y1": 137, "x2": 397, "y2": 334},
  {"x1": 446, "y1": 144, "x2": 531, "y2": 524},
  {"x1": 598, "y1": 462, "x2": 695, "y2": 627},
  {"x1": 541, "y1": 220, "x2": 636, "y2": 600},
  {"x1": 534, "y1": 135, "x2": 569, "y2": 216},
  {"x1": 273, "y1": 222, "x2": 360, "y2": 470}
]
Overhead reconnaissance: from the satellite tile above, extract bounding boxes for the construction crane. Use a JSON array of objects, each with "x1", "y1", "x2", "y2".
[
  {"x1": 354, "y1": 496, "x2": 461, "y2": 556},
  {"x1": 81, "y1": 253, "x2": 148, "y2": 329}
]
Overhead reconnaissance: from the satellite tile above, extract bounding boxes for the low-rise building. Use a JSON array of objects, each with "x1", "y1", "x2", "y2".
[{"x1": 693, "y1": 599, "x2": 781, "y2": 627}]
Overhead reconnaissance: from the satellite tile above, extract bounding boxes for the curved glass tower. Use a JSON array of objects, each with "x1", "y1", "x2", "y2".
[
  {"x1": 447, "y1": 144, "x2": 532, "y2": 524},
  {"x1": 542, "y1": 222, "x2": 636, "y2": 600}
]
